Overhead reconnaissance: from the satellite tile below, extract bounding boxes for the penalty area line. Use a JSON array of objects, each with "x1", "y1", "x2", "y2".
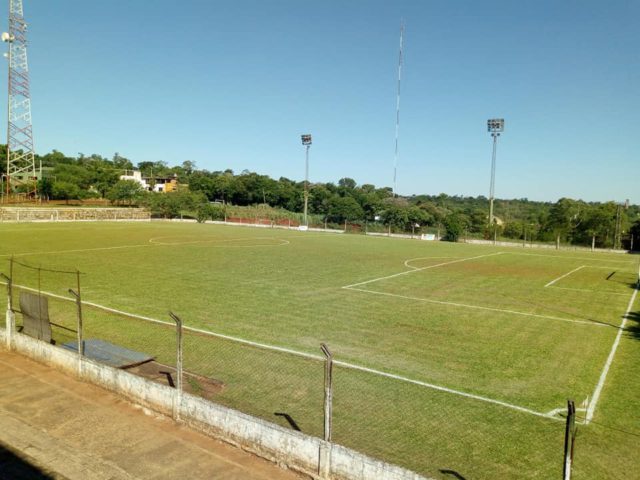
[
  {"x1": 544, "y1": 265, "x2": 586, "y2": 288},
  {"x1": 548, "y1": 286, "x2": 630, "y2": 297},
  {"x1": 334, "y1": 361, "x2": 561, "y2": 421},
  {"x1": 343, "y1": 252, "x2": 504, "y2": 289},
  {"x1": 343, "y1": 286, "x2": 608, "y2": 327}
]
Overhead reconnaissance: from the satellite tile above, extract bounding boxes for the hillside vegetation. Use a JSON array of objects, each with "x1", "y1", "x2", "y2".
[{"x1": 1, "y1": 145, "x2": 638, "y2": 249}]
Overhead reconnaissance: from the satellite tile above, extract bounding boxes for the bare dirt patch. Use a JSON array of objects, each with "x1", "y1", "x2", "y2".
[{"x1": 124, "y1": 361, "x2": 225, "y2": 399}]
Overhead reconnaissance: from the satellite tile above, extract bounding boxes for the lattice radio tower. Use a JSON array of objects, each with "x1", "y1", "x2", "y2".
[{"x1": 2, "y1": 0, "x2": 37, "y2": 200}]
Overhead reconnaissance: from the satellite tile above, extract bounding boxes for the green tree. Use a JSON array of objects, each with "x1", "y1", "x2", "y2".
[
  {"x1": 328, "y1": 196, "x2": 364, "y2": 222},
  {"x1": 52, "y1": 181, "x2": 81, "y2": 203},
  {"x1": 630, "y1": 220, "x2": 640, "y2": 251},
  {"x1": 444, "y1": 213, "x2": 465, "y2": 242},
  {"x1": 107, "y1": 180, "x2": 145, "y2": 206},
  {"x1": 381, "y1": 205, "x2": 409, "y2": 230},
  {"x1": 37, "y1": 177, "x2": 53, "y2": 199},
  {"x1": 547, "y1": 198, "x2": 583, "y2": 245}
]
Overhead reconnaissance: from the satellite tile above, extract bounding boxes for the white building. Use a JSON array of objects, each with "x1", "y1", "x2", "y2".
[{"x1": 119, "y1": 170, "x2": 178, "y2": 193}]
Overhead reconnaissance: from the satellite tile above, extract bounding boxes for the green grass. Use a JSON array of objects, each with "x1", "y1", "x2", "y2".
[{"x1": 0, "y1": 221, "x2": 638, "y2": 479}]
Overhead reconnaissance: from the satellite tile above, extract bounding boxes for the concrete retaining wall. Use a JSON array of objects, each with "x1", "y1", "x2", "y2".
[
  {"x1": 0, "y1": 326, "x2": 429, "y2": 480},
  {"x1": 366, "y1": 232, "x2": 430, "y2": 240},
  {"x1": 0, "y1": 207, "x2": 150, "y2": 222}
]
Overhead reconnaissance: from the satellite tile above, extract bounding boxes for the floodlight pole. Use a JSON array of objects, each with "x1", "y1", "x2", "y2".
[
  {"x1": 487, "y1": 119, "x2": 504, "y2": 227},
  {"x1": 304, "y1": 145, "x2": 309, "y2": 225},
  {"x1": 301, "y1": 134, "x2": 312, "y2": 227},
  {"x1": 489, "y1": 133, "x2": 498, "y2": 225}
]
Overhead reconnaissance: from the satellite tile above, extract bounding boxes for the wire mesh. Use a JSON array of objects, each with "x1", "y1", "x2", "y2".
[
  {"x1": 332, "y1": 363, "x2": 564, "y2": 479},
  {"x1": 0, "y1": 256, "x2": 590, "y2": 478},
  {"x1": 570, "y1": 417, "x2": 640, "y2": 479},
  {"x1": 182, "y1": 329, "x2": 325, "y2": 437},
  {"x1": 80, "y1": 303, "x2": 177, "y2": 371},
  {"x1": 6, "y1": 259, "x2": 81, "y2": 346}
]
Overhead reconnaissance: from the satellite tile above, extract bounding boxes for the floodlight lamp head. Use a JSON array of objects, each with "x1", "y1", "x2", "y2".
[
  {"x1": 1, "y1": 32, "x2": 13, "y2": 43},
  {"x1": 301, "y1": 134, "x2": 312, "y2": 146},
  {"x1": 487, "y1": 118, "x2": 504, "y2": 133}
]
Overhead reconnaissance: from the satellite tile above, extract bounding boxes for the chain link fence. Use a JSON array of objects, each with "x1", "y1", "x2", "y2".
[{"x1": 3, "y1": 257, "x2": 627, "y2": 479}]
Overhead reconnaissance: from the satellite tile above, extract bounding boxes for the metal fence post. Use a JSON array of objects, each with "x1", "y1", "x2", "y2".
[
  {"x1": 563, "y1": 399, "x2": 577, "y2": 480},
  {"x1": 321, "y1": 343, "x2": 333, "y2": 442},
  {"x1": 68, "y1": 288, "x2": 84, "y2": 362},
  {"x1": 318, "y1": 343, "x2": 334, "y2": 478},
  {"x1": 169, "y1": 311, "x2": 183, "y2": 420},
  {"x1": 1, "y1": 270, "x2": 14, "y2": 350}
]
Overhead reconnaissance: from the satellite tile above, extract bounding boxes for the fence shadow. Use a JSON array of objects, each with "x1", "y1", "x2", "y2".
[
  {"x1": 274, "y1": 412, "x2": 302, "y2": 432},
  {"x1": 625, "y1": 311, "x2": 640, "y2": 341},
  {"x1": 0, "y1": 444, "x2": 55, "y2": 479},
  {"x1": 440, "y1": 468, "x2": 468, "y2": 480}
]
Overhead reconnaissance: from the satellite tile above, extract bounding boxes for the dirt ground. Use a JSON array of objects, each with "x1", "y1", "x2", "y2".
[
  {"x1": 124, "y1": 360, "x2": 224, "y2": 399},
  {"x1": 0, "y1": 348, "x2": 306, "y2": 480}
]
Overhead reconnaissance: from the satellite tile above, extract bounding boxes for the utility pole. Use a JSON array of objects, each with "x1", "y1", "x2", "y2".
[
  {"x1": 2, "y1": 0, "x2": 37, "y2": 201},
  {"x1": 487, "y1": 119, "x2": 504, "y2": 226},
  {"x1": 301, "y1": 134, "x2": 312, "y2": 227}
]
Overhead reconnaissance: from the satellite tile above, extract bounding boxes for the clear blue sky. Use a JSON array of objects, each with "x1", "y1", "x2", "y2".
[{"x1": 2, "y1": 0, "x2": 638, "y2": 203}]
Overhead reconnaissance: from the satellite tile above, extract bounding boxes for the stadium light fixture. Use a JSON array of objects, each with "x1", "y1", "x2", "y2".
[
  {"x1": 301, "y1": 134, "x2": 312, "y2": 227},
  {"x1": 487, "y1": 118, "x2": 504, "y2": 226},
  {"x1": 487, "y1": 119, "x2": 504, "y2": 133}
]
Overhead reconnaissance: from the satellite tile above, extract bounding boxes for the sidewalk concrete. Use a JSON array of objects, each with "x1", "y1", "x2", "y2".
[{"x1": 0, "y1": 349, "x2": 306, "y2": 480}]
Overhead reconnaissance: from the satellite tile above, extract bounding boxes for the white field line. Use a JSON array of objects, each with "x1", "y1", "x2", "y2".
[
  {"x1": 548, "y1": 286, "x2": 630, "y2": 297},
  {"x1": 545, "y1": 406, "x2": 587, "y2": 417},
  {"x1": 0, "y1": 281, "x2": 559, "y2": 421},
  {"x1": 544, "y1": 266, "x2": 586, "y2": 288},
  {"x1": 148, "y1": 236, "x2": 290, "y2": 247},
  {"x1": 343, "y1": 252, "x2": 505, "y2": 289},
  {"x1": 0, "y1": 243, "x2": 153, "y2": 258},
  {"x1": 344, "y1": 287, "x2": 607, "y2": 327},
  {"x1": 584, "y1": 265, "x2": 637, "y2": 271},
  {"x1": 510, "y1": 252, "x2": 634, "y2": 265},
  {"x1": 0, "y1": 236, "x2": 290, "y2": 259},
  {"x1": 585, "y1": 285, "x2": 639, "y2": 423},
  {"x1": 332, "y1": 360, "x2": 561, "y2": 421},
  {"x1": 0, "y1": 281, "x2": 325, "y2": 363},
  {"x1": 403, "y1": 256, "x2": 461, "y2": 270}
]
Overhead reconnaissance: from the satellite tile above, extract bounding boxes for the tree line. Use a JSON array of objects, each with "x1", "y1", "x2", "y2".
[{"x1": 1, "y1": 145, "x2": 638, "y2": 249}]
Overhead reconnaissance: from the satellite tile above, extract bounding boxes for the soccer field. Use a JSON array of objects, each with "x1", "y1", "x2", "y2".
[{"x1": 1, "y1": 221, "x2": 638, "y2": 479}]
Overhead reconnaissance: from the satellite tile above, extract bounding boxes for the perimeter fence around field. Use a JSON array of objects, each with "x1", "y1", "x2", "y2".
[
  {"x1": 3, "y1": 258, "x2": 629, "y2": 479},
  {"x1": 0, "y1": 207, "x2": 150, "y2": 222}
]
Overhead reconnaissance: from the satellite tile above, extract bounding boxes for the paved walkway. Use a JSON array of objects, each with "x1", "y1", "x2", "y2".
[{"x1": 0, "y1": 349, "x2": 305, "y2": 480}]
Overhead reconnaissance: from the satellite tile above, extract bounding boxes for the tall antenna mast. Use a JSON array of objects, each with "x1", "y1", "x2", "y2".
[
  {"x1": 392, "y1": 20, "x2": 404, "y2": 197},
  {"x1": 2, "y1": 0, "x2": 37, "y2": 200}
]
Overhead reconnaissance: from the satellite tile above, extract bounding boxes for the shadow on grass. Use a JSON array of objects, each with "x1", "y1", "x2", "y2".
[
  {"x1": 440, "y1": 469, "x2": 468, "y2": 480},
  {"x1": 624, "y1": 311, "x2": 640, "y2": 341},
  {"x1": 274, "y1": 412, "x2": 302, "y2": 431},
  {"x1": 0, "y1": 444, "x2": 55, "y2": 479}
]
